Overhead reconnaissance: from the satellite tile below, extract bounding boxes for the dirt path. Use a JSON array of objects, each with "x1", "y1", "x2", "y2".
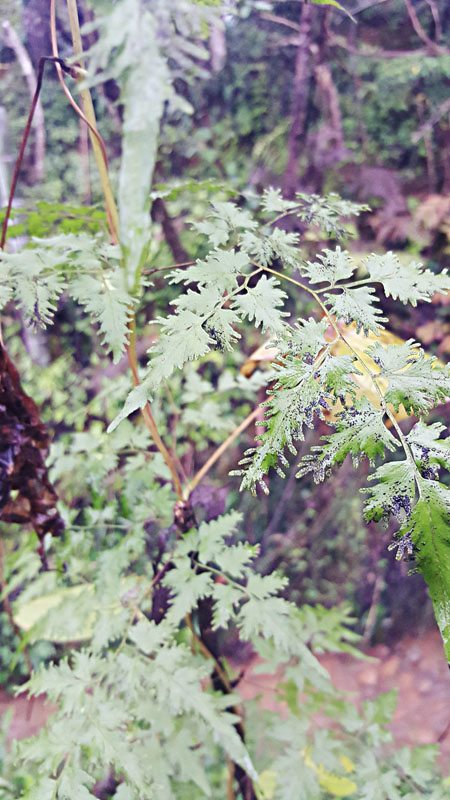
[{"x1": 238, "y1": 630, "x2": 450, "y2": 765}]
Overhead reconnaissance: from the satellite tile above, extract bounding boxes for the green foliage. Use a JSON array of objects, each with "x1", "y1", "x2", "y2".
[
  {"x1": 1, "y1": 1, "x2": 450, "y2": 797},
  {"x1": 367, "y1": 340, "x2": 450, "y2": 414}
]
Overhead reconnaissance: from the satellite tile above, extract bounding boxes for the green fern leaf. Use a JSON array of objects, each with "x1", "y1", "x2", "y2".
[
  {"x1": 325, "y1": 286, "x2": 387, "y2": 335},
  {"x1": 234, "y1": 372, "x2": 326, "y2": 494},
  {"x1": 362, "y1": 460, "x2": 416, "y2": 525},
  {"x1": 303, "y1": 247, "x2": 355, "y2": 286},
  {"x1": 233, "y1": 319, "x2": 332, "y2": 492},
  {"x1": 241, "y1": 228, "x2": 300, "y2": 270},
  {"x1": 295, "y1": 192, "x2": 369, "y2": 238},
  {"x1": 364, "y1": 251, "x2": 450, "y2": 306},
  {"x1": 194, "y1": 201, "x2": 257, "y2": 247},
  {"x1": 261, "y1": 187, "x2": 298, "y2": 214},
  {"x1": 1, "y1": 249, "x2": 66, "y2": 327},
  {"x1": 288, "y1": 317, "x2": 329, "y2": 359},
  {"x1": 367, "y1": 340, "x2": 450, "y2": 414},
  {"x1": 212, "y1": 582, "x2": 244, "y2": 629},
  {"x1": 406, "y1": 421, "x2": 450, "y2": 476},
  {"x1": 0, "y1": 282, "x2": 13, "y2": 309},
  {"x1": 316, "y1": 354, "x2": 361, "y2": 401},
  {"x1": 232, "y1": 274, "x2": 288, "y2": 333},
  {"x1": 169, "y1": 249, "x2": 249, "y2": 292},
  {"x1": 297, "y1": 402, "x2": 399, "y2": 483},
  {"x1": 156, "y1": 310, "x2": 213, "y2": 366},
  {"x1": 70, "y1": 267, "x2": 135, "y2": 363},
  {"x1": 163, "y1": 558, "x2": 214, "y2": 623}
]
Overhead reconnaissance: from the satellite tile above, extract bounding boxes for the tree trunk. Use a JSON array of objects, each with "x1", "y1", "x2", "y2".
[{"x1": 282, "y1": 3, "x2": 314, "y2": 199}]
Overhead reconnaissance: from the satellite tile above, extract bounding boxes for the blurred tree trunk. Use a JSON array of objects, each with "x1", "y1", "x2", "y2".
[
  {"x1": 282, "y1": 3, "x2": 314, "y2": 198},
  {"x1": 21, "y1": 0, "x2": 52, "y2": 67},
  {"x1": 2, "y1": 20, "x2": 45, "y2": 182}
]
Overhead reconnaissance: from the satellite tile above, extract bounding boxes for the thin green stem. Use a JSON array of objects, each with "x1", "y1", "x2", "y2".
[
  {"x1": 269, "y1": 204, "x2": 302, "y2": 226},
  {"x1": 316, "y1": 277, "x2": 373, "y2": 293}
]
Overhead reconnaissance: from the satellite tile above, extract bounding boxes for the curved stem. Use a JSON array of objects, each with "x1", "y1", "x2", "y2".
[{"x1": 51, "y1": 0, "x2": 119, "y2": 242}]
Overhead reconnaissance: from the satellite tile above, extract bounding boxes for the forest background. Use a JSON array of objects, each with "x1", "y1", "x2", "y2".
[{"x1": 0, "y1": 0, "x2": 449, "y2": 798}]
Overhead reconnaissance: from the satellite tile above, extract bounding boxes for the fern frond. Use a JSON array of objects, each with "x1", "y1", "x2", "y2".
[
  {"x1": 70, "y1": 266, "x2": 135, "y2": 363},
  {"x1": 297, "y1": 401, "x2": 399, "y2": 483},
  {"x1": 367, "y1": 339, "x2": 450, "y2": 414}
]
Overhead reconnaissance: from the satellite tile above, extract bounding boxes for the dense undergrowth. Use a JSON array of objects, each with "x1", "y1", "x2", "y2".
[{"x1": 0, "y1": 1, "x2": 449, "y2": 798}]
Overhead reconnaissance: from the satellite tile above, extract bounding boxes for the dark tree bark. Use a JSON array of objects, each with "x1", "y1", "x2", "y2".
[
  {"x1": 151, "y1": 197, "x2": 190, "y2": 264},
  {"x1": 282, "y1": 3, "x2": 314, "y2": 198},
  {"x1": 21, "y1": 0, "x2": 52, "y2": 68}
]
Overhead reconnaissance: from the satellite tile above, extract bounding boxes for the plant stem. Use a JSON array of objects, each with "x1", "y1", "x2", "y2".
[
  {"x1": 142, "y1": 260, "x2": 196, "y2": 276},
  {"x1": 64, "y1": 0, "x2": 120, "y2": 241},
  {"x1": 186, "y1": 407, "x2": 260, "y2": 499},
  {"x1": 185, "y1": 613, "x2": 233, "y2": 691},
  {"x1": 315, "y1": 277, "x2": 371, "y2": 292},
  {"x1": 127, "y1": 318, "x2": 183, "y2": 499}
]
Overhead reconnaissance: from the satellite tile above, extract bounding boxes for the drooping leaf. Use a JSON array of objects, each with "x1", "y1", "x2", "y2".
[
  {"x1": 307, "y1": 0, "x2": 356, "y2": 23},
  {"x1": 233, "y1": 370, "x2": 327, "y2": 494},
  {"x1": 297, "y1": 402, "x2": 399, "y2": 483},
  {"x1": 0, "y1": 248, "x2": 66, "y2": 327},
  {"x1": 399, "y1": 481, "x2": 450, "y2": 662}
]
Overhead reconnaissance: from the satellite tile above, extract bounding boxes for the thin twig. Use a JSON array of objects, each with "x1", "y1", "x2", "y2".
[
  {"x1": 185, "y1": 613, "x2": 233, "y2": 692},
  {"x1": 2, "y1": 21, "x2": 45, "y2": 182},
  {"x1": 424, "y1": 0, "x2": 442, "y2": 41},
  {"x1": 142, "y1": 260, "x2": 195, "y2": 276},
  {"x1": 127, "y1": 318, "x2": 183, "y2": 500},
  {"x1": 186, "y1": 407, "x2": 260, "y2": 499},
  {"x1": 50, "y1": 0, "x2": 119, "y2": 242},
  {"x1": 260, "y1": 12, "x2": 300, "y2": 31},
  {"x1": 403, "y1": 0, "x2": 442, "y2": 53},
  {"x1": 328, "y1": 35, "x2": 444, "y2": 59}
]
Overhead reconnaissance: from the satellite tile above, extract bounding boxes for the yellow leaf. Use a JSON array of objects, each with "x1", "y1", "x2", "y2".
[
  {"x1": 302, "y1": 748, "x2": 357, "y2": 797},
  {"x1": 257, "y1": 770, "x2": 277, "y2": 799},
  {"x1": 14, "y1": 585, "x2": 95, "y2": 641},
  {"x1": 316, "y1": 765, "x2": 357, "y2": 797},
  {"x1": 340, "y1": 755, "x2": 356, "y2": 773}
]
